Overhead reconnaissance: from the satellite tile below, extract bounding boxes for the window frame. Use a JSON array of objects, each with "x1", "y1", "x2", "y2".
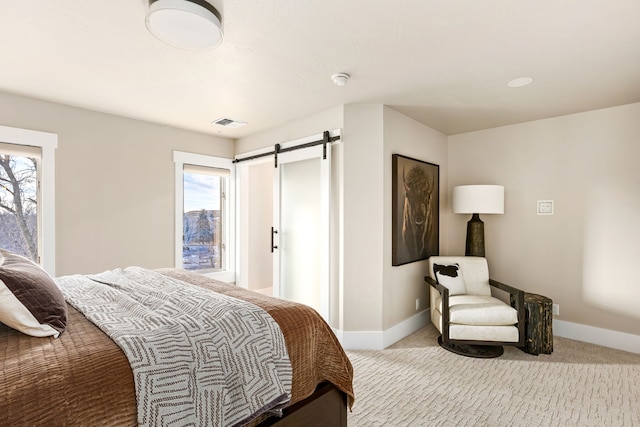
[
  {"x1": 0, "y1": 125, "x2": 57, "y2": 276},
  {"x1": 173, "y1": 151, "x2": 235, "y2": 282}
]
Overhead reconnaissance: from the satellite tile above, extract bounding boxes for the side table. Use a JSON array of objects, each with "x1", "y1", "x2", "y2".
[{"x1": 511, "y1": 292, "x2": 553, "y2": 355}]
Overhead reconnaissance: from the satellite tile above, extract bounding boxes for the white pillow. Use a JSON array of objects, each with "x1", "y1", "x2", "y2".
[{"x1": 433, "y1": 263, "x2": 467, "y2": 296}]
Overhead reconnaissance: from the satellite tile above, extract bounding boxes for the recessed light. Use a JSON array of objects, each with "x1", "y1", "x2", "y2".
[{"x1": 507, "y1": 77, "x2": 534, "y2": 88}]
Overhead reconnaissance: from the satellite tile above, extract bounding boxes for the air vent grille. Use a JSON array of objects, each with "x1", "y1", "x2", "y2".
[{"x1": 212, "y1": 117, "x2": 247, "y2": 128}]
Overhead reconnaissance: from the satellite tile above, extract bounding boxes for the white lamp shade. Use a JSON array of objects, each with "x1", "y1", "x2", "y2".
[
  {"x1": 146, "y1": 0, "x2": 223, "y2": 50},
  {"x1": 453, "y1": 185, "x2": 504, "y2": 214}
]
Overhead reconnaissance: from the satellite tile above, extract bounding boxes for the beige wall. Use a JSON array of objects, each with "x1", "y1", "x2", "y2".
[
  {"x1": 341, "y1": 104, "x2": 385, "y2": 331},
  {"x1": 235, "y1": 106, "x2": 344, "y2": 155},
  {"x1": 236, "y1": 104, "x2": 390, "y2": 332},
  {"x1": 0, "y1": 91, "x2": 234, "y2": 276},
  {"x1": 7, "y1": 84, "x2": 636, "y2": 341},
  {"x1": 235, "y1": 104, "x2": 449, "y2": 334},
  {"x1": 382, "y1": 107, "x2": 448, "y2": 329},
  {"x1": 448, "y1": 102, "x2": 640, "y2": 336}
]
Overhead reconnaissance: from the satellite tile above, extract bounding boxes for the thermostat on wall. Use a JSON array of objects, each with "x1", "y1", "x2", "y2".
[{"x1": 537, "y1": 200, "x2": 554, "y2": 215}]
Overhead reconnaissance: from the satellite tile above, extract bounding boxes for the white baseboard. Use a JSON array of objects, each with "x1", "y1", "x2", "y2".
[
  {"x1": 554, "y1": 319, "x2": 640, "y2": 355},
  {"x1": 336, "y1": 330, "x2": 384, "y2": 351},
  {"x1": 334, "y1": 312, "x2": 640, "y2": 355},
  {"x1": 335, "y1": 310, "x2": 429, "y2": 351}
]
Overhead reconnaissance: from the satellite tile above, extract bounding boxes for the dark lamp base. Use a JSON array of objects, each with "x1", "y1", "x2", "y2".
[{"x1": 465, "y1": 213, "x2": 485, "y2": 257}]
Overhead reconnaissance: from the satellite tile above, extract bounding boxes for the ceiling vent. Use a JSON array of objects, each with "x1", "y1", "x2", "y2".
[{"x1": 211, "y1": 117, "x2": 247, "y2": 128}]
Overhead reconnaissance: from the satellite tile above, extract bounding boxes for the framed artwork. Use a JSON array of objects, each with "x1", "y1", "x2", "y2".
[{"x1": 392, "y1": 154, "x2": 439, "y2": 266}]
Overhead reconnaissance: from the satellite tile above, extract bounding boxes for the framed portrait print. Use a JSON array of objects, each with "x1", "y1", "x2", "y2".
[{"x1": 392, "y1": 154, "x2": 439, "y2": 266}]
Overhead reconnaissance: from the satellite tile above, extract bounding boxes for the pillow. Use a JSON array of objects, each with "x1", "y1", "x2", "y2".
[
  {"x1": 0, "y1": 249, "x2": 67, "y2": 337},
  {"x1": 433, "y1": 263, "x2": 467, "y2": 296}
]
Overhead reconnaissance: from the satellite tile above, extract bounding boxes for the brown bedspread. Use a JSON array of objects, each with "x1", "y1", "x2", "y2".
[
  {"x1": 0, "y1": 268, "x2": 354, "y2": 426},
  {"x1": 1, "y1": 302, "x2": 138, "y2": 426}
]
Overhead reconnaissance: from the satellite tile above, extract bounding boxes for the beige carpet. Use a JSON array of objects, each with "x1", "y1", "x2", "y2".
[{"x1": 346, "y1": 325, "x2": 640, "y2": 427}]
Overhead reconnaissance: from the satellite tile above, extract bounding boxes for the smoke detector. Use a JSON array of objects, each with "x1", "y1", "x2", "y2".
[{"x1": 331, "y1": 73, "x2": 350, "y2": 86}]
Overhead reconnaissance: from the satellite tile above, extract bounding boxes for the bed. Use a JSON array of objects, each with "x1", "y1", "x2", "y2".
[{"x1": 0, "y1": 250, "x2": 354, "y2": 427}]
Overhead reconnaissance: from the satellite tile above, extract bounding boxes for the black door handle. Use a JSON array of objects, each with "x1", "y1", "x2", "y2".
[{"x1": 271, "y1": 227, "x2": 278, "y2": 252}]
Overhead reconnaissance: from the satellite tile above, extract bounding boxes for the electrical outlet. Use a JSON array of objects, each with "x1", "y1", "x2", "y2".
[
  {"x1": 416, "y1": 298, "x2": 420, "y2": 311},
  {"x1": 552, "y1": 304, "x2": 560, "y2": 316}
]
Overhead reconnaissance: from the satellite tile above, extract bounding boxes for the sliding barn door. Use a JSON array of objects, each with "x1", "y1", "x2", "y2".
[{"x1": 272, "y1": 145, "x2": 331, "y2": 321}]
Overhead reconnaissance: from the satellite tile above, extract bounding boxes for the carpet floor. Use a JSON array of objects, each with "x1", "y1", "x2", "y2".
[{"x1": 346, "y1": 325, "x2": 640, "y2": 427}]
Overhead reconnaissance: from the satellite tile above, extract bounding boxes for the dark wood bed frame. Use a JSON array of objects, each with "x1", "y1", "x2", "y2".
[{"x1": 260, "y1": 383, "x2": 347, "y2": 427}]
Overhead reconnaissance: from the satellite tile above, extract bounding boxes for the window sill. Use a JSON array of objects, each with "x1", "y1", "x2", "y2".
[{"x1": 201, "y1": 270, "x2": 235, "y2": 284}]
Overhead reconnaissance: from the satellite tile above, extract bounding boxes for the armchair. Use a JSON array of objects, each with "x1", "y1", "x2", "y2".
[{"x1": 425, "y1": 256, "x2": 525, "y2": 358}]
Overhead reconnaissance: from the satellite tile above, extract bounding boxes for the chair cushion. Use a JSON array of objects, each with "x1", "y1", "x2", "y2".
[
  {"x1": 433, "y1": 263, "x2": 467, "y2": 295},
  {"x1": 431, "y1": 309, "x2": 520, "y2": 342},
  {"x1": 434, "y1": 295, "x2": 518, "y2": 326}
]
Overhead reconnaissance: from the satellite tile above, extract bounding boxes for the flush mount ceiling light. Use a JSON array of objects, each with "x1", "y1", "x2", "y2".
[
  {"x1": 507, "y1": 77, "x2": 534, "y2": 88},
  {"x1": 146, "y1": 0, "x2": 223, "y2": 50}
]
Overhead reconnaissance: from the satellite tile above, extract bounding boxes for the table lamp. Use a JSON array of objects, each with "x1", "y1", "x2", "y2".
[{"x1": 452, "y1": 185, "x2": 504, "y2": 257}]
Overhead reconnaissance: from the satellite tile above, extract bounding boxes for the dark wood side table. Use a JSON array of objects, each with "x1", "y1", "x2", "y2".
[{"x1": 510, "y1": 292, "x2": 553, "y2": 355}]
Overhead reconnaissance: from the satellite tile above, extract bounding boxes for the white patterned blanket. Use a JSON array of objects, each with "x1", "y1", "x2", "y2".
[{"x1": 57, "y1": 267, "x2": 292, "y2": 427}]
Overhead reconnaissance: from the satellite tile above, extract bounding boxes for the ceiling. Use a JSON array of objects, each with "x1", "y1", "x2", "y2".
[{"x1": 1, "y1": 1, "x2": 639, "y2": 139}]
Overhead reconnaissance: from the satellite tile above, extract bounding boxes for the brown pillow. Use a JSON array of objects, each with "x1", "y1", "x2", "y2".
[{"x1": 0, "y1": 249, "x2": 67, "y2": 337}]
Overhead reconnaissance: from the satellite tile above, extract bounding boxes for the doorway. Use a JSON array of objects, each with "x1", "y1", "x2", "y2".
[{"x1": 237, "y1": 140, "x2": 331, "y2": 321}]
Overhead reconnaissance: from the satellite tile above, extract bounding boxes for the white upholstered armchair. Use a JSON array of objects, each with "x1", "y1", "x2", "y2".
[{"x1": 425, "y1": 256, "x2": 525, "y2": 358}]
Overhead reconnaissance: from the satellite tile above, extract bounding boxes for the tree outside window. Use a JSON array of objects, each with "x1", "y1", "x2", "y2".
[
  {"x1": 0, "y1": 153, "x2": 38, "y2": 261},
  {"x1": 182, "y1": 169, "x2": 223, "y2": 271}
]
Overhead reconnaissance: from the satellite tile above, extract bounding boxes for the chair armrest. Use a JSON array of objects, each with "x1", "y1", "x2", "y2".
[
  {"x1": 489, "y1": 279, "x2": 526, "y2": 347},
  {"x1": 424, "y1": 275, "x2": 450, "y2": 342},
  {"x1": 425, "y1": 275, "x2": 447, "y2": 294},
  {"x1": 489, "y1": 279, "x2": 522, "y2": 296}
]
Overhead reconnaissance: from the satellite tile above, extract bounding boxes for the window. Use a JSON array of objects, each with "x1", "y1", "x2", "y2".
[
  {"x1": 0, "y1": 126, "x2": 57, "y2": 275},
  {"x1": 0, "y1": 144, "x2": 39, "y2": 261},
  {"x1": 174, "y1": 151, "x2": 234, "y2": 280},
  {"x1": 182, "y1": 165, "x2": 227, "y2": 271}
]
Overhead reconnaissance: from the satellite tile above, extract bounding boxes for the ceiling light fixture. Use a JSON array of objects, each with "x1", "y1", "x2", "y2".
[
  {"x1": 145, "y1": 0, "x2": 223, "y2": 50},
  {"x1": 507, "y1": 77, "x2": 534, "y2": 88},
  {"x1": 331, "y1": 73, "x2": 350, "y2": 86}
]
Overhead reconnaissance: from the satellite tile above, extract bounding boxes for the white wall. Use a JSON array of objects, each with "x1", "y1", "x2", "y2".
[
  {"x1": 448, "y1": 102, "x2": 640, "y2": 337},
  {"x1": 0, "y1": 91, "x2": 234, "y2": 275}
]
